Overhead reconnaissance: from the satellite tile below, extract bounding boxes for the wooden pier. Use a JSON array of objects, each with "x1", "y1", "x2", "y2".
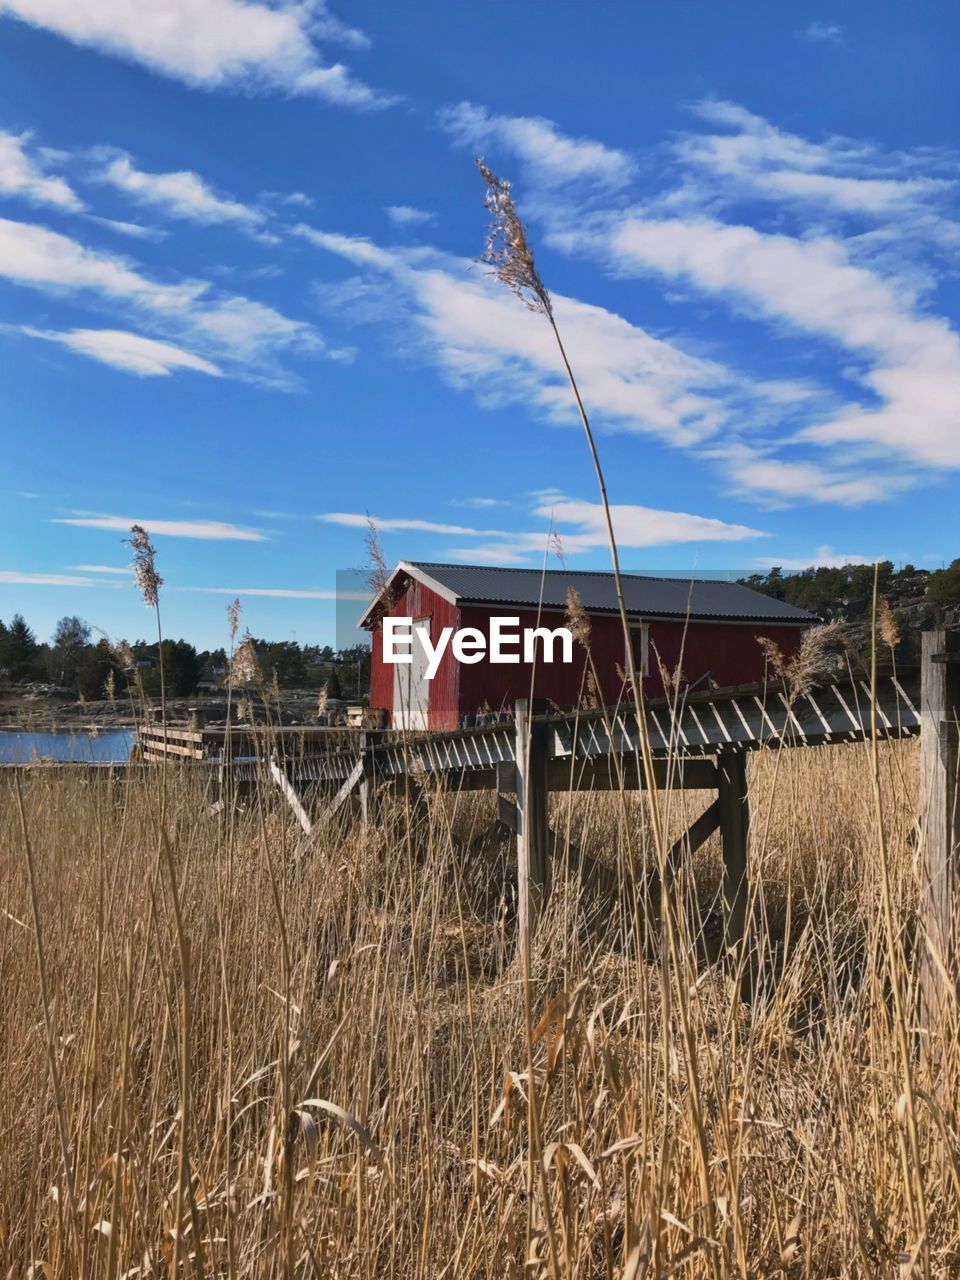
[{"x1": 130, "y1": 640, "x2": 958, "y2": 1031}]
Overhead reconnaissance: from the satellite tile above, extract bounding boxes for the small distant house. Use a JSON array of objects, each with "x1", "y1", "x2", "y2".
[{"x1": 360, "y1": 561, "x2": 818, "y2": 731}]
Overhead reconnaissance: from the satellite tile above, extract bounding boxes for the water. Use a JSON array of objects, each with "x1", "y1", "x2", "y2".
[{"x1": 0, "y1": 730, "x2": 137, "y2": 764}]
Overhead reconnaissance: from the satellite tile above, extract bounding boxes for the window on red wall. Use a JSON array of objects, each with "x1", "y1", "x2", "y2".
[{"x1": 627, "y1": 622, "x2": 650, "y2": 678}]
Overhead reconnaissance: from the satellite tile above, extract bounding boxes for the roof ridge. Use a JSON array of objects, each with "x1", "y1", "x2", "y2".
[{"x1": 411, "y1": 561, "x2": 699, "y2": 583}]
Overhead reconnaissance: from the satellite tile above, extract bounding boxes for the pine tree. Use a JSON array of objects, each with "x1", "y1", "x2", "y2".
[{"x1": 3, "y1": 614, "x2": 39, "y2": 682}]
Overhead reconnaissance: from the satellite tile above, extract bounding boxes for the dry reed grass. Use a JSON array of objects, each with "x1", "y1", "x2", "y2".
[{"x1": 1, "y1": 734, "x2": 957, "y2": 1278}]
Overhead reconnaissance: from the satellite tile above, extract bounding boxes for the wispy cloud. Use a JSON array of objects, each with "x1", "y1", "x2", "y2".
[
  {"x1": 753, "y1": 546, "x2": 874, "y2": 569},
  {"x1": 54, "y1": 515, "x2": 266, "y2": 540},
  {"x1": 22, "y1": 327, "x2": 221, "y2": 376},
  {"x1": 0, "y1": 0, "x2": 396, "y2": 109},
  {"x1": 299, "y1": 226, "x2": 807, "y2": 450},
  {"x1": 89, "y1": 215, "x2": 167, "y2": 241},
  {"x1": 605, "y1": 213, "x2": 960, "y2": 471},
  {"x1": 71, "y1": 563, "x2": 131, "y2": 574},
  {"x1": 0, "y1": 214, "x2": 205, "y2": 307},
  {"x1": 0, "y1": 128, "x2": 83, "y2": 210},
  {"x1": 674, "y1": 99, "x2": 953, "y2": 217},
  {"x1": 320, "y1": 513, "x2": 498, "y2": 536},
  {"x1": 526, "y1": 498, "x2": 764, "y2": 552},
  {"x1": 438, "y1": 101, "x2": 636, "y2": 189},
  {"x1": 184, "y1": 586, "x2": 345, "y2": 599},
  {"x1": 0, "y1": 215, "x2": 326, "y2": 383},
  {"x1": 385, "y1": 205, "x2": 436, "y2": 227},
  {"x1": 707, "y1": 442, "x2": 909, "y2": 507},
  {"x1": 438, "y1": 96, "x2": 960, "y2": 507},
  {"x1": 96, "y1": 152, "x2": 266, "y2": 230},
  {"x1": 0, "y1": 569, "x2": 97, "y2": 585},
  {"x1": 801, "y1": 21, "x2": 843, "y2": 43},
  {"x1": 322, "y1": 496, "x2": 764, "y2": 565},
  {"x1": 443, "y1": 544, "x2": 532, "y2": 566}
]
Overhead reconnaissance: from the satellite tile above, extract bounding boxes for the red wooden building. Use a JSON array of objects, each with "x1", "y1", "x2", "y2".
[{"x1": 360, "y1": 562, "x2": 817, "y2": 731}]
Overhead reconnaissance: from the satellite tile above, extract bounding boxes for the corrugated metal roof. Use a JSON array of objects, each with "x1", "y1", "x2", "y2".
[{"x1": 408, "y1": 563, "x2": 818, "y2": 624}]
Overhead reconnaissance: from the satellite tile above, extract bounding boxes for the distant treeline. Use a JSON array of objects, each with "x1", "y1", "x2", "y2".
[
  {"x1": 738, "y1": 559, "x2": 960, "y2": 623},
  {"x1": 0, "y1": 614, "x2": 371, "y2": 700}
]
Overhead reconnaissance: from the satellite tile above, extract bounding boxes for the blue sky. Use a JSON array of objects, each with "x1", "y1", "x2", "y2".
[{"x1": 1, "y1": 0, "x2": 957, "y2": 649}]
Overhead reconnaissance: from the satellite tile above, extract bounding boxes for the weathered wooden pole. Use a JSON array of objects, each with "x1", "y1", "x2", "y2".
[
  {"x1": 920, "y1": 629, "x2": 960, "y2": 1033},
  {"x1": 514, "y1": 698, "x2": 550, "y2": 947},
  {"x1": 717, "y1": 749, "x2": 750, "y2": 953},
  {"x1": 359, "y1": 730, "x2": 383, "y2": 828}
]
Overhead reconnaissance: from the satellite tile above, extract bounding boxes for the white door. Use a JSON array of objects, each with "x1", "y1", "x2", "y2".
[{"x1": 392, "y1": 617, "x2": 431, "y2": 730}]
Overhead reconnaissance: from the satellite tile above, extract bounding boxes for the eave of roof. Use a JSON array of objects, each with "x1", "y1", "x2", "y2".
[{"x1": 358, "y1": 561, "x2": 819, "y2": 628}]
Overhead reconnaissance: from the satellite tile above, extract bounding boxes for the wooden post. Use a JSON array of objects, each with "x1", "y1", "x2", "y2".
[
  {"x1": 920, "y1": 630, "x2": 960, "y2": 1032},
  {"x1": 359, "y1": 731, "x2": 383, "y2": 827},
  {"x1": 514, "y1": 698, "x2": 550, "y2": 947},
  {"x1": 717, "y1": 749, "x2": 749, "y2": 953}
]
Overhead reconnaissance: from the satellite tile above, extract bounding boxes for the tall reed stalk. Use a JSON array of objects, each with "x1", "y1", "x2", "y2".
[{"x1": 477, "y1": 162, "x2": 720, "y2": 1272}]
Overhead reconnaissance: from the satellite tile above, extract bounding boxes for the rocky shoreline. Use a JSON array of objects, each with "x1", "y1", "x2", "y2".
[{"x1": 0, "y1": 686, "x2": 338, "y2": 732}]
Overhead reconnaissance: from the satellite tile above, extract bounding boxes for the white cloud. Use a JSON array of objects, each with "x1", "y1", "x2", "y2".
[
  {"x1": 179, "y1": 586, "x2": 373, "y2": 599},
  {"x1": 0, "y1": 215, "x2": 323, "y2": 381},
  {"x1": 0, "y1": 0, "x2": 394, "y2": 108},
  {"x1": 605, "y1": 214, "x2": 960, "y2": 469},
  {"x1": 89, "y1": 216, "x2": 166, "y2": 241},
  {"x1": 444, "y1": 544, "x2": 533, "y2": 566},
  {"x1": 296, "y1": 225, "x2": 399, "y2": 269},
  {"x1": 274, "y1": 191, "x2": 313, "y2": 208},
  {"x1": 711, "y1": 443, "x2": 908, "y2": 506},
  {"x1": 753, "y1": 546, "x2": 875, "y2": 569},
  {"x1": 0, "y1": 129, "x2": 82, "y2": 210},
  {"x1": 189, "y1": 296, "x2": 318, "y2": 361},
  {"x1": 477, "y1": 99, "x2": 958, "y2": 506},
  {"x1": 301, "y1": 227, "x2": 800, "y2": 449},
  {"x1": 320, "y1": 513, "x2": 497, "y2": 536},
  {"x1": 386, "y1": 204, "x2": 436, "y2": 227},
  {"x1": 54, "y1": 515, "x2": 266, "y2": 540},
  {"x1": 0, "y1": 214, "x2": 204, "y2": 309},
  {"x1": 322, "y1": 497, "x2": 763, "y2": 564},
  {"x1": 438, "y1": 101, "x2": 635, "y2": 189},
  {"x1": 802, "y1": 21, "x2": 843, "y2": 42},
  {"x1": 676, "y1": 99, "x2": 952, "y2": 216},
  {"x1": 0, "y1": 570, "x2": 97, "y2": 585},
  {"x1": 185, "y1": 586, "x2": 358, "y2": 599},
  {"x1": 98, "y1": 153, "x2": 264, "y2": 228},
  {"x1": 22, "y1": 326, "x2": 222, "y2": 376},
  {"x1": 71, "y1": 564, "x2": 131, "y2": 574},
  {"x1": 527, "y1": 498, "x2": 764, "y2": 550},
  {"x1": 450, "y1": 497, "x2": 507, "y2": 509}
]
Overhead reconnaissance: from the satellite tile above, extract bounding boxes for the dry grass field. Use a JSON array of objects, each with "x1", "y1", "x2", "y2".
[{"x1": 1, "y1": 737, "x2": 957, "y2": 1278}]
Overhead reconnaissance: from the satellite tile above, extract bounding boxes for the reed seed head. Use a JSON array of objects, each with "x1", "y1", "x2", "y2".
[
  {"x1": 878, "y1": 598, "x2": 900, "y2": 650},
  {"x1": 366, "y1": 517, "x2": 396, "y2": 615},
  {"x1": 227, "y1": 597, "x2": 241, "y2": 643},
  {"x1": 112, "y1": 639, "x2": 135, "y2": 670},
  {"x1": 476, "y1": 160, "x2": 553, "y2": 318},
  {"x1": 230, "y1": 631, "x2": 260, "y2": 686},
  {"x1": 760, "y1": 621, "x2": 848, "y2": 700},
  {"x1": 125, "y1": 524, "x2": 162, "y2": 609},
  {"x1": 565, "y1": 586, "x2": 592, "y2": 650}
]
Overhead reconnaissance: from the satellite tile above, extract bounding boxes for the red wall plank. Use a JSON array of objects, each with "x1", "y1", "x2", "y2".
[{"x1": 457, "y1": 608, "x2": 805, "y2": 718}]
